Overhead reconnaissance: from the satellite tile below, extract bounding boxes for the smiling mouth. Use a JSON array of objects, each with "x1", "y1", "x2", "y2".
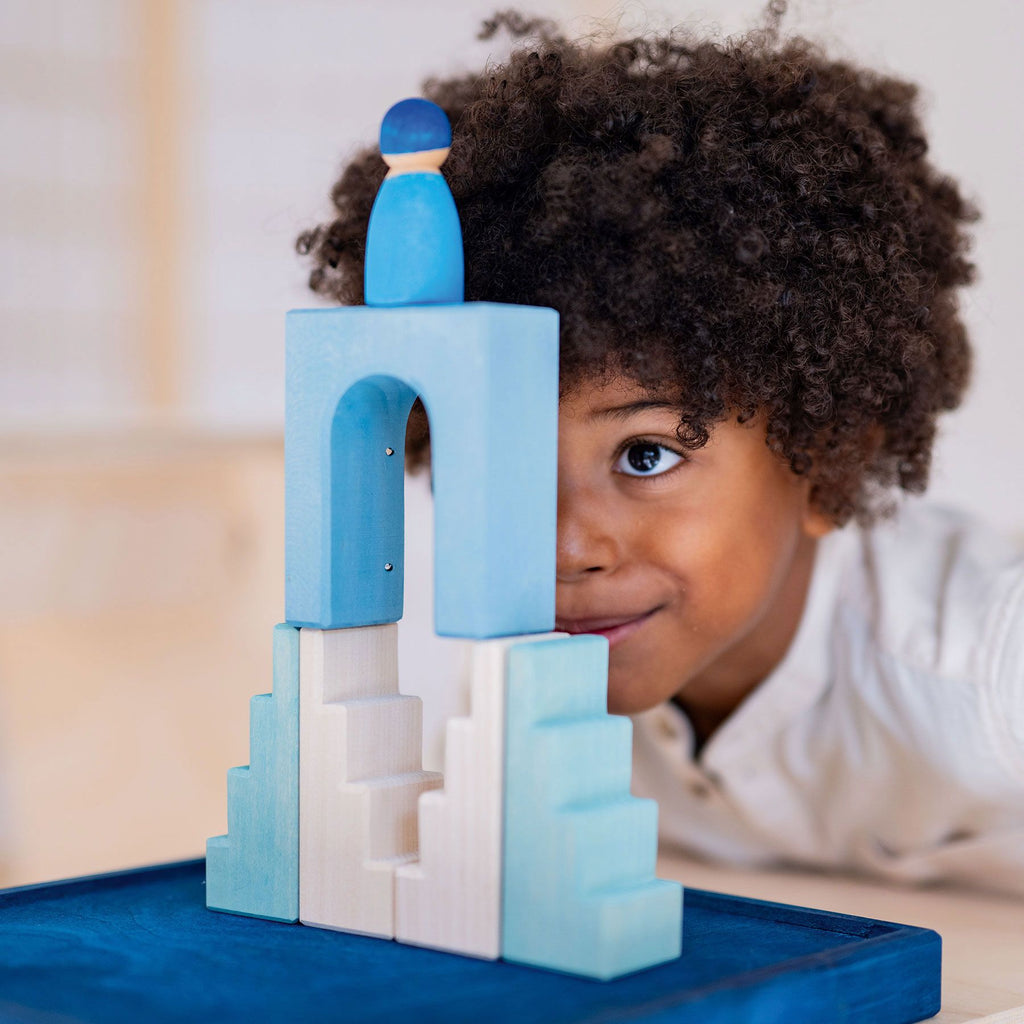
[{"x1": 555, "y1": 607, "x2": 661, "y2": 648}]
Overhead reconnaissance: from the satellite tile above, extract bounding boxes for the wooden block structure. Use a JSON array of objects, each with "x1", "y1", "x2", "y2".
[{"x1": 207, "y1": 97, "x2": 682, "y2": 979}]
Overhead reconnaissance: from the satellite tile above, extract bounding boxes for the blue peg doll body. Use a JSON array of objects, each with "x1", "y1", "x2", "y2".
[{"x1": 364, "y1": 98, "x2": 465, "y2": 306}]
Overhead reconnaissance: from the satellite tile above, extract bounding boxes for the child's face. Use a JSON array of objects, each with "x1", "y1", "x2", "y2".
[{"x1": 555, "y1": 374, "x2": 831, "y2": 718}]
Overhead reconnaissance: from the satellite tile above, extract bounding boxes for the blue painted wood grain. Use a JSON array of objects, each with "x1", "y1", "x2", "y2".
[
  {"x1": 205, "y1": 624, "x2": 299, "y2": 922},
  {"x1": 502, "y1": 635, "x2": 683, "y2": 979},
  {"x1": 378, "y1": 98, "x2": 452, "y2": 154},
  {"x1": 284, "y1": 303, "x2": 559, "y2": 638},
  {"x1": 365, "y1": 172, "x2": 464, "y2": 306},
  {"x1": 0, "y1": 860, "x2": 942, "y2": 1023}
]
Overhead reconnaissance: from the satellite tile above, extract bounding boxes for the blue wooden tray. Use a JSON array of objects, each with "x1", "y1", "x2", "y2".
[{"x1": 0, "y1": 859, "x2": 939, "y2": 1023}]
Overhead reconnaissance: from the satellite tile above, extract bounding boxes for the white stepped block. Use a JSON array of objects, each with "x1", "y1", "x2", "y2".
[
  {"x1": 332, "y1": 695, "x2": 425, "y2": 780},
  {"x1": 299, "y1": 624, "x2": 442, "y2": 938},
  {"x1": 395, "y1": 632, "x2": 561, "y2": 959},
  {"x1": 304, "y1": 621, "x2": 399, "y2": 700},
  {"x1": 412, "y1": 789, "x2": 449, "y2": 865},
  {"x1": 362, "y1": 770, "x2": 440, "y2": 859}
]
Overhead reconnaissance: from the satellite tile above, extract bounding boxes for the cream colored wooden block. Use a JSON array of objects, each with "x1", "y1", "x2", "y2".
[
  {"x1": 395, "y1": 632, "x2": 561, "y2": 958},
  {"x1": 299, "y1": 624, "x2": 442, "y2": 937}
]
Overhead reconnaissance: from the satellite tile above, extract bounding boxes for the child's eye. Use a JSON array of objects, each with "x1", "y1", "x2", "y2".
[{"x1": 614, "y1": 442, "x2": 685, "y2": 477}]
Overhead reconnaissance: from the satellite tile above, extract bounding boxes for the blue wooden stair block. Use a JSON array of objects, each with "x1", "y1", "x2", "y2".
[
  {"x1": 285, "y1": 303, "x2": 558, "y2": 638},
  {"x1": 502, "y1": 635, "x2": 683, "y2": 979},
  {"x1": 206, "y1": 624, "x2": 300, "y2": 922}
]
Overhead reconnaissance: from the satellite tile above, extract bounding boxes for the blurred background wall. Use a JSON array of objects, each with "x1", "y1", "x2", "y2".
[{"x1": 0, "y1": 0, "x2": 1021, "y2": 887}]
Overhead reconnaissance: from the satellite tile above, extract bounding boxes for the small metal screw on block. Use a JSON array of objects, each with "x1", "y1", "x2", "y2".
[
  {"x1": 385, "y1": 448, "x2": 394, "y2": 456},
  {"x1": 384, "y1": 563, "x2": 394, "y2": 572}
]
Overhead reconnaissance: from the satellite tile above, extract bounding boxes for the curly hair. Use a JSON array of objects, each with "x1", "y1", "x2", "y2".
[{"x1": 297, "y1": 7, "x2": 976, "y2": 525}]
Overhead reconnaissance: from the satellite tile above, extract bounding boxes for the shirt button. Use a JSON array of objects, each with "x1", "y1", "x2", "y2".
[{"x1": 658, "y1": 717, "x2": 677, "y2": 740}]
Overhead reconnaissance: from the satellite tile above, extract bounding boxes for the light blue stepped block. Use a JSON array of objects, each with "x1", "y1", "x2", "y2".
[
  {"x1": 565, "y1": 799, "x2": 661, "y2": 892},
  {"x1": 502, "y1": 635, "x2": 683, "y2": 980},
  {"x1": 206, "y1": 623, "x2": 300, "y2": 923},
  {"x1": 285, "y1": 303, "x2": 558, "y2": 638},
  {"x1": 533, "y1": 718, "x2": 634, "y2": 804}
]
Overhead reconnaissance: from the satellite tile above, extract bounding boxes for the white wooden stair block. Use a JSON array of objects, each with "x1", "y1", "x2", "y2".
[
  {"x1": 299, "y1": 624, "x2": 442, "y2": 937},
  {"x1": 395, "y1": 632, "x2": 561, "y2": 958}
]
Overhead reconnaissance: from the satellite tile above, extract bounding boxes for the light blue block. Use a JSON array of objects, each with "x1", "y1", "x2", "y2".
[
  {"x1": 285, "y1": 303, "x2": 559, "y2": 638},
  {"x1": 206, "y1": 623, "x2": 300, "y2": 923},
  {"x1": 533, "y1": 718, "x2": 634, "y2": 805},
  {"x1": 502, "y1": 635, "x2": 683, "y2": 980}
]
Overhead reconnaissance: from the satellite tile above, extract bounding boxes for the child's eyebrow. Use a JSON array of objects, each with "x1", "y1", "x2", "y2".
[{"x1": 591, "y1": 400, "x2": 682, "y2": 421}]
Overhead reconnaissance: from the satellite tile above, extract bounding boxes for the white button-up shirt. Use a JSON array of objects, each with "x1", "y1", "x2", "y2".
[{"x1": 631, "y1": 501, "x2": 1024, "y2": 894}]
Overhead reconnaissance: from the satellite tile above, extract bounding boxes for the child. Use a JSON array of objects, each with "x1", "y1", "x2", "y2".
[{"x1": 297, "y1": 11, "x2": 1024, "y2": 894}]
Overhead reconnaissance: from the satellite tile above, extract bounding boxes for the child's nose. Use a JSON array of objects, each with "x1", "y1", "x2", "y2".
[{"x1": 556, "y1": 487, "x2": 619, "y2": 582}]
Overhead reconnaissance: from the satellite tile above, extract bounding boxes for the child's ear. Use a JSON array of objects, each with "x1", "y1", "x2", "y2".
[
  {"x1": 802, "y1": 499, "x2": 836, "y2": 540},
  {"x1": 796, "y1": 476, "x2": 835, "y2": 539}
]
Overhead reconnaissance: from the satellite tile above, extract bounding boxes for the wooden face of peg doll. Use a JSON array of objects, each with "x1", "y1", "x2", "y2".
[{"x1": 554, "y1": 374, "x2": 833, "y2": 744}]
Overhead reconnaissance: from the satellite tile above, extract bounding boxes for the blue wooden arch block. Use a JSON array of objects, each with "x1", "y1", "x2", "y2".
[{"x1": 285, "y1": 303, "x2": 559, "y2": 638}]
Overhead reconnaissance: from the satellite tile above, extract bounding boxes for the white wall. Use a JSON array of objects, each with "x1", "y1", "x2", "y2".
[{"x1": 0, "y1": 1, "x2": 146, "y2": 422}]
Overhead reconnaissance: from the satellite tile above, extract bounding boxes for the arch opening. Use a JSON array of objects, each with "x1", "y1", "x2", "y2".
[{"x1": 326, "y1": 374, "x2": 417, "y2": 626}]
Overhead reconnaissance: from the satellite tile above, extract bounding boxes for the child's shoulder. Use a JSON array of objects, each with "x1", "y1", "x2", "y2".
[{"x1": 843, "y1": 500, "x2": 1023, "y2": 677}]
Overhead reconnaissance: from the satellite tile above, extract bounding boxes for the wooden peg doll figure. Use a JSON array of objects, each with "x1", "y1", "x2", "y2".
[{"x1": 364, "y1": 98, "x2": 464, "y2": 306}]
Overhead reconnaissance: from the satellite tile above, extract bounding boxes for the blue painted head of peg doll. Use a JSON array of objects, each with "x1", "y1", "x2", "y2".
[
  {"x1": 379, "y1": 97, "x2": 452, "y2": 156},
  {"x1": 364, "y1": 98, "x2": 464, "y2": 306}
]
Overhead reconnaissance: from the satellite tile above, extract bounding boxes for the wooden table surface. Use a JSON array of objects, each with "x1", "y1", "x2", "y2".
[{"x1": 657, "y1": 853, "x2": 1024, "y2": 1024}]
